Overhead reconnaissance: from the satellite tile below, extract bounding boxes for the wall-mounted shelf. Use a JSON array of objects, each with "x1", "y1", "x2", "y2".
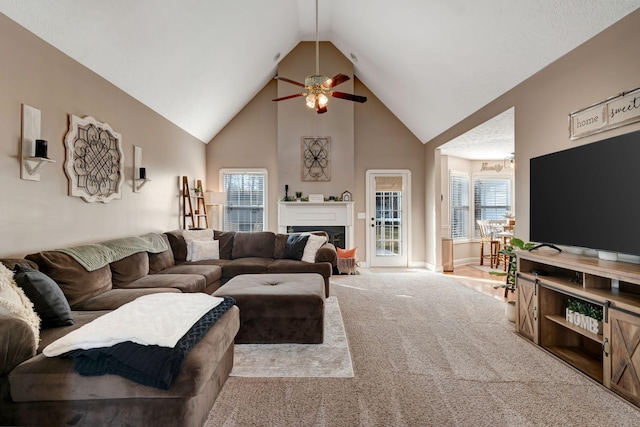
[
  {"x1": 133, "y1": 145, "x2": 149, "y2": 192},
  {"x1": 23, "y1": 156, "x2": 55, "y2": 177},
  {"x1": 135, "y1": 178, "x2": 151, "y2": 191}
]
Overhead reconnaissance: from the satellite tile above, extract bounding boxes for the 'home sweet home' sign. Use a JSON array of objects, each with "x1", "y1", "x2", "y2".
[{"x1": 569, "y1": 86, "x2": 640, "y2": 140}]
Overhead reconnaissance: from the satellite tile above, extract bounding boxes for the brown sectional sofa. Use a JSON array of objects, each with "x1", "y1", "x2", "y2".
[
  {"x1": 165, "y1": 229, "x2": 337, "y2": 297},
  {"x1": 0, "y1": 229, "x2": 337, "y2": 426},
  {"x1": 0, "y1": 257, "x2": 239, "y2": 427}
]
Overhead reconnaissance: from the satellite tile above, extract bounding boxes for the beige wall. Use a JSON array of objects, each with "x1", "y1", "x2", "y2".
[
  {"x1": 425, "y1": 9, "x2": 640, "y2": 264},
  {"x1": 207, "y1": 42, "x2": 426, "y2": 264},
  {"x1": 0, "y1": 14, "x2": 206, "y2": 257}
]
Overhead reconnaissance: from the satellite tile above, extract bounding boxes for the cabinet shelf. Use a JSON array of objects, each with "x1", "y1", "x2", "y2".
[
  {"x1": 517, "y1": 250, "x2": 640, "y2": 407},
  {"x1": 545, "y1": 346, "x2": 603, "y2": 383},
  {"x1": 545, "y1": 314, "x2": 603, "y2": 344}
]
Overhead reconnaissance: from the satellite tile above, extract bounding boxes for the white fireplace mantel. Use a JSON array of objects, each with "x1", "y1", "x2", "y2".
[{"x1": 278, "y1": 201, "x2": 354, "y2": 248}]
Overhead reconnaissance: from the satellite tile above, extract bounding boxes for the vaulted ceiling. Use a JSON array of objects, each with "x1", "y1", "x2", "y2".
[{"x1": 1, "y1": 1, "x2": 637, "y2": 145}]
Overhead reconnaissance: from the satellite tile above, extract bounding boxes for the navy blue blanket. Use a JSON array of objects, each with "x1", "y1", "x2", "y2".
[{"x1": 66, "y1": 296, "x2": 235, "y2": 390}]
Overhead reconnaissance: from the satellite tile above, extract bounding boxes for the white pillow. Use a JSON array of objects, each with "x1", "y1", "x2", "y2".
[
  {"x1": 190, "y1": 240, "x2": 220, "y2": 262},
  {"x1": 0, "y1": 263, "x2": 40, "y2": 347},
  {"x1": 183, "y1": 229, "x2": 214, "y2": 261},
  {"x1": 301, "y1": 234, "x2": 327, "y2": 263}
]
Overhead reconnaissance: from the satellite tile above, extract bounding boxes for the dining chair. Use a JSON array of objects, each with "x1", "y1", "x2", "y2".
[{"x1": 477, "y1": 219, "x2": 501, "y2": 268}]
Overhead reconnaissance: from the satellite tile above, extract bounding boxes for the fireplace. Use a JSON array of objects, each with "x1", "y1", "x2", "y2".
[
  {"x1": 287, "y1": 226, "x2": 345, "y2": 249},
  {"x1": 278, "y1": 202, "x2": 354, "y2": 249}
]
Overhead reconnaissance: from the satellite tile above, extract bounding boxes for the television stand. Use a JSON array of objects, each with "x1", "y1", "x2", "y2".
[
  {"x1": 528, "y1": 243, "x2": 562, "y2": 252},
  {"x1": 516, "y1": 250, "x2": 640, "y2": 407}
]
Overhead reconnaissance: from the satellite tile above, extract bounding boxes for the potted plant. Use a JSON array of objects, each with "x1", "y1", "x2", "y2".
[
  {"x1": 491, "y1": 237, "x2": 536, "y2": 296},
  {"x1": 566, "y1": 298, "x2": 603, "y2": 334}
]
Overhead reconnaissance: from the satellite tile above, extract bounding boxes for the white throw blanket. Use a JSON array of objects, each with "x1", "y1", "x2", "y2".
[{"x1": 43, "y1": 293, "x2": 223, "y2": 357}]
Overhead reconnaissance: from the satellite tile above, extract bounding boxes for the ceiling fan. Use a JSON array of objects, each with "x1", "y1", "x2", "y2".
[{"x1": 272, "y1": 0, "x2": 367, "y2": 114}]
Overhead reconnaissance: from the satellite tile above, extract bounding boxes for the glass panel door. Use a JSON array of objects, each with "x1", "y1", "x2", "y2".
[{"x1": 368, "y1": 171, "x2": 409, "y2": 267}]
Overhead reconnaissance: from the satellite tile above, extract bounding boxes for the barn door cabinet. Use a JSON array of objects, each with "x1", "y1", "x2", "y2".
[{"x1": 515, "y1": 250, "x2": 640, "y2": 406}]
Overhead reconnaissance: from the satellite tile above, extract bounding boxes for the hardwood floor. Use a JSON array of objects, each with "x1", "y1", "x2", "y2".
[{"x1": 444, "y1": 264, "x2": 515, "y2": 302}]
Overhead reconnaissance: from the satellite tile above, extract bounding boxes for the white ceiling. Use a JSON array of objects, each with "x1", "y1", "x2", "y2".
[
  {"x1": 439, "y1": 107, "x2": 514, "y2": 160},
  {"x1": 1, "y1": 1, "x2": 638, "y2": 146}
]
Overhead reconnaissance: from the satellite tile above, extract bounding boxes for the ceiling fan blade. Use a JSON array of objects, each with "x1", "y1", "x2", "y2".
[
  {"x1": 331, "y1": 91, "x2": 367, "y2": 103},
  {"x1": 322, "y1": 73, "x2": 350, "y2": 89},
  {"x1": 275, "y1": 76, "x2": 306, "y2": 88},
  {"x1": 317, "y1": 105, "x2": 327, "y2": 114},
  {"x1": 272, "y1": 93, "x2": 306, "y2": 102}
]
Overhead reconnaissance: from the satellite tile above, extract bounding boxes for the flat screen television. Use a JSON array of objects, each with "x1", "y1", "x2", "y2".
[{"x1": 530, "y1": 129, "x2": 640, "y2": 257}]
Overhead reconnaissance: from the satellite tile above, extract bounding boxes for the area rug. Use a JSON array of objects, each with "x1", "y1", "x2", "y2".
[{"x1": 229, "y1": 296, "x2": 354, "y2": 378}]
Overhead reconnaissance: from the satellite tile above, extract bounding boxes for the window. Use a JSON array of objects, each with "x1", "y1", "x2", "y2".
[
  {"x1": 473, "y1": 177, "x2": 512, "y2": 238},
  {"x1": 450, "y1": 174, "x2": 469, "y2": 240},
  {"x1": 219, "y1": 169, "x2": 267, "y2": 232}
]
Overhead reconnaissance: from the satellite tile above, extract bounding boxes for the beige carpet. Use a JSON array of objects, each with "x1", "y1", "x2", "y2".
[
  {"x1": 230, "y1": 296, "x2": 354, "y2": 378},
  {"x1": 204, "y1": 271, "x2": 640, "y2": 426}
]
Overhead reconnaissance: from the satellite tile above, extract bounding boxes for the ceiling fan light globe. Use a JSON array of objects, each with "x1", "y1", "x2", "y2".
[
  {"x1": 318, "y1": 93, "x2": 328, "y2": 107},
  {"x1": 306, "y1": 94, "x2": 316, "y2": 109}
]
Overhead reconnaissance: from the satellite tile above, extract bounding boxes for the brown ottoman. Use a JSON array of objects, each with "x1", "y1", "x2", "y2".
[{"x1": 213, "y1": 273, "x2": 325, "y2": 344}]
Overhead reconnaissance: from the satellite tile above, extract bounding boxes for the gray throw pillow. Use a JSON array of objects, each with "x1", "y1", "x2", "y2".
[
  {"x1": 284, "y1": 234, "x2": 309, "y2": 260},
  {"x1": 13, "y1": 265, "x2": 73, "y2": 328}
]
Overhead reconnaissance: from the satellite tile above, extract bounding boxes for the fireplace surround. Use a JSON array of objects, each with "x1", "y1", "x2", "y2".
[{"x1": 278, "y1": 202, "x2": 354, "y2": 249}]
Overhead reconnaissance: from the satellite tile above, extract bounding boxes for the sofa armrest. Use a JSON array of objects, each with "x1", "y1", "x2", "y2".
[
  {"x1": 315, "y1": 243, "x2": 337, "y2": 266},
  {"x1": 0, "y1": 315, "x2": 37, "y2": 376}
]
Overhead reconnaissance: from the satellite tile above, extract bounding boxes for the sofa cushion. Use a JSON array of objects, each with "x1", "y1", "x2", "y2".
[
  {"x1": 274, "y1": 234, "x2": 288, "y2": 259},
  {"x1": 165, "y1": 230, "x2": 189, "y2": 263},
  {"x1": 190, "y1": 240, "x2": 220, "y2": 261},
  {"x1": 9, "y1": 306, "x2": 239, "y2": 401},
  {"x1": 156, "y1": 264, "x2": 222, "y2": 288},
  {"x1": 183, "y1": 229, "x2": 214, "y2": 262},
  {"x1": 110, "y1": 252, "x2": 149, "y2": 287},
  {"x1": 231, "y1": 232, "x2": 275, "y2": 259},
  {"x1": 115, "y1": 274, "x2": 206, "y2": 294},
  {"x1": 13, "y1": 265, "x2": 73, "y2": 328},
  {"x1": 337, "y1": 247, "x2": 358, "y2": 258},
  {"x1": 302, "y1": 234, "x2": 328, "y2": 263},
  {"x1": 213, "y1": 230, "x2": 235, "y2": 260},
  {"x1": 283, "y1": 234, "x2": 309, "y2": 260},
  {"x1": 25, "y1": 251, "x2": 112, "y2": 309},
  {"x1": 0, "y1": 264, "x2": 39, "y2": 375},
  {"x1": 71, "y1": 288, "x2": 181, "y2": 311},
  {"x1": 148, "y1": 234, "x2": 175, "y2": 274},
  {"x1": 221, "y1": 258, "x2": 272, "y2": 280}
]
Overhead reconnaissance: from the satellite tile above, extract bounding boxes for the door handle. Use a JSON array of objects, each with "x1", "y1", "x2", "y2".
[{"x1": 371, "y1": 223, "x2": 375, "y2": 228}]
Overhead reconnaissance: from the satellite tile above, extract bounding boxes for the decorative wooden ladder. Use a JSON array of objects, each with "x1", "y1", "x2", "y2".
[{"x1": 182, "y1": 176, "x2": 208, "y2": 229}]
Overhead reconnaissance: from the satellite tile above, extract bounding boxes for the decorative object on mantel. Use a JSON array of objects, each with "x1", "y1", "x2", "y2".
[
  {"x1": 308, "y1": 194, "x2": 324, "y2": 203},
  {"x1": 302, "y1": 137, "x2": 330, "y2": 181},
  {"x1": 341, "y1": 191, "x2": 352, "y2": 202},
  {"x1": 569, "y1": 85, "x2": 640, "y2": 140},
  {"x1": 503, "y1": 152, "x2": 515, "y2": 170},
  {"x1": 21, "y1": 104, "x2": 56, "y2": 181},
  {"x1": 64, "y1": 115, "x2": 124, "y2": 203}
]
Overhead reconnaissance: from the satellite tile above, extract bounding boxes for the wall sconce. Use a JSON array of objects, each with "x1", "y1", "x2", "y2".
[
  {"x1": 133, "y1": 145, "x2": 150, "y2": 192},
  {"x1": 504, "y1": 152, "x2": 515, "y2": 170},
  {"x1": 21, "y1": 104, "x2": 56, "y2": 181},
  {"x1": 204, "y1": 191, "x2": 227, "y2": 230}
]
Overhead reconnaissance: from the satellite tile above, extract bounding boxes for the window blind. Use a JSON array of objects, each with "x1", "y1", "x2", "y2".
[
  {"x1": 473, "y1": 177, "x2": 511, "y2": 237},
  {"x1": 450, "y1": 174, "x2": 469, "y2": 239},
  {"x1": 221, "y1": 171, "x2": 266, "y2": 232}
]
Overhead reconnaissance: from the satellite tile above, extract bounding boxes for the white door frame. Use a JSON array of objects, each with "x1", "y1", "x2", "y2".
[{"x1": 365, "y1": 169, "x2": 411, "y2": 267}]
